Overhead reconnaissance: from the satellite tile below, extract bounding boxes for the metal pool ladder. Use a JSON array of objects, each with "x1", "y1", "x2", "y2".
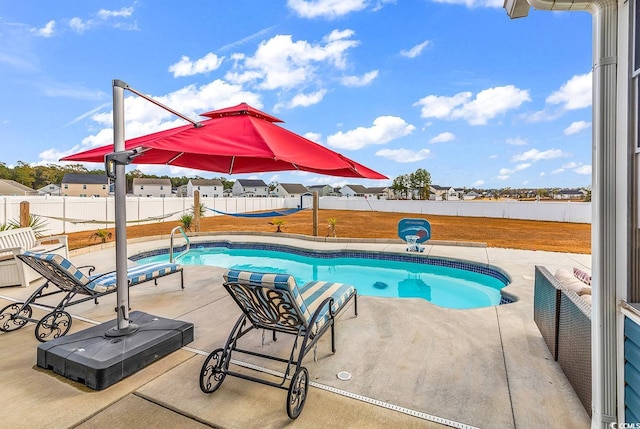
[{"x1": 169, "y1": 226, "x2": 190, "y2": 263}]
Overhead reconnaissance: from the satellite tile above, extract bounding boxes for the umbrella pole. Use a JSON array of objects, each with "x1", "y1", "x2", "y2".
[{"x1": 106, "y1": 79, "x2": 138, "y2": 336}]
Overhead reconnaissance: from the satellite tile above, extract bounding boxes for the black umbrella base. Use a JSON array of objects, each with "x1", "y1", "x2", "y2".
[{"x1": 37, "y1": 311, "x2": 194, "y2": 390}]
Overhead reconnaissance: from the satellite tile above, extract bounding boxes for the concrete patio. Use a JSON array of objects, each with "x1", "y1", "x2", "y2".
[{"x1": 0, "y1": 234, "x2": 591, "y2": 428}]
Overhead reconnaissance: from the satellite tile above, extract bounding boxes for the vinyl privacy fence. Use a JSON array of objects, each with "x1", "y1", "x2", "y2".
[{"x1": 0, "y1": 195, "x2": 590, "y2": 236}]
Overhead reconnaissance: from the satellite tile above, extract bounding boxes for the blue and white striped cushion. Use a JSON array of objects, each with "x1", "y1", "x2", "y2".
[
  {"x1": 21, "y1": 251, "x2": 92, "y2": 287},
  {"x1": 224, "y1": 269, "x2": 311, "y2": 323},
  {"x1": 88, "y1": 262, "x2": 180, "y2": 293},
  {"x1": 299, "y1": 281, "x2": 355, "y2": 330}
]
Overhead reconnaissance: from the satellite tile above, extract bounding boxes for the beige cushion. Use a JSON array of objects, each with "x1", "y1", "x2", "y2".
[
  {"x1": 555, "y1": 269, "x2": 591, "y2": 295},
  {"x1": 580, "y1": 294, "x2": 592, "y2": 306}
]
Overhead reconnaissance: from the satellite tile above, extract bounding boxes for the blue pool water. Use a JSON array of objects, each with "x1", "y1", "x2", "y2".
[{"x1": 135, "y1": 246, "x2": 508, "y2": 309}]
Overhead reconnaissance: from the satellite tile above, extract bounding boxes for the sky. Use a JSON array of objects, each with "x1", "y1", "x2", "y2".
[{"x1": 0, "y1": 1, "x2": 593, "y2": 190}]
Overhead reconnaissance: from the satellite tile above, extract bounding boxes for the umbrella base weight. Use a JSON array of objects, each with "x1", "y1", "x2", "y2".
[{"x1": 37, "y1": 311, "x2": 194, "y2": 390}]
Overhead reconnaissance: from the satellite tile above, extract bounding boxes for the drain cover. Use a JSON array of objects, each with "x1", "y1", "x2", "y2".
[{"x1": 337, "y1": 371, "x2": 352, "y2": 381}]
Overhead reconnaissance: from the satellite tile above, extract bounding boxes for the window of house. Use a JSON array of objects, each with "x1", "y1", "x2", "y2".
[
  {"x1": 82, "y1": 184, "x2": 87, "y2": 189},
  {"x1": 102, "y1": 185, "x2": 106, "y2": 190},
  {"x1": 160, "y1": 186, "x2": 164, "y2": 190},
  {"x1": 140, "y1": 185, "x2": 144, "y2": 189},
  {"x1": 64, "y1": 184, "x2": 68, "y2": 189}
]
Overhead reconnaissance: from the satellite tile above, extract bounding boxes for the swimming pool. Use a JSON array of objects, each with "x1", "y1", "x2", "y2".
[{"x1": 132, "y1": 242, "x2": 511, "y2": 309}]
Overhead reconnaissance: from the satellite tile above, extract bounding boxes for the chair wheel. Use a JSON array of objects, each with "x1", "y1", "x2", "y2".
[
  {"x1": 200, "y1": 348, "x2": 228, "y2": 393},
  {"x1": 0, "y1": 303, "x2": 32, "y2": 332},
  {"x1": 35, "y1": 311, "x2": 71, "y2": 342},
  {"x1": 287, "y1": 367, "x2": 309, "y2": 419}
]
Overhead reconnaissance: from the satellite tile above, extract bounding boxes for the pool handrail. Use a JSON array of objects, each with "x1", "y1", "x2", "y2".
[{"x1": 169, "y1": 226, "x2": 190, "y2": 263}]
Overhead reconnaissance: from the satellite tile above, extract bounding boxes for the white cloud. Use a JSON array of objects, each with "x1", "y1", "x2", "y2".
[
  {"x1": 564, "y1": 120, "x2": 591, "y2": 135},
  {"x1": 551, "y1": 168, "x2": 565, "y2": 174},
  {"x1": 429, "y1": 132, "x2": 455, "y2": 144},
  {"x1": 327, "y1": 116, "x2": 415, "y2": 150},
  {"x1": 400, "y1": 40, "x2": 430, "y2": 58},
  {"x1": 547, "y1": 72, "x2": 592, "y2": 110},
  {"x1": 97, "y1": 7, "x2": 134, "y2": 19},
  {"x1": 499, "y1": 163, "x2": 531, "y2": 176},
  {"x1": 303, "y1": 132, "x2": 323, "y2": 143},
  {"x1": 282, "y1": 89, "x2": 328, "y2": 109},
  {"x1": 414, "y1": 85, "x2": 530, "y2": 125},
  {"x1": 32, "y1": 20, "x2": 55, "y2": 37},
  {"x1": 506, "y1": 137, "x2": 527, "y2": 146},
  {"x1": 69, "y1": 17, "x2": 88, "y2": 33},
  {"x1": 169, "y1": 53, "x2": 225, "y2": 78},
  {"x1": 287, "y1": 0, "x2": 390, "y2": 18},
  {"x1": 375, "y1": 147, "x2": 431, "y2": 162},
  {"x1": 226, "y1": 30, "x2": 359, "y2": 91},
  {"x1": 511, "y1": 148, "x2": 565, "y2": 162},
  {"x1": 472, "y1": 179, "x2": 485, "y2": 187},
  {"x1": 340, "y1": 70, "x2": 378, "y2": 87},
  {"x1": 575, "y1": 165, "x2": 592, "y2": 175},
  {"x1": 497, "y1": 175, "x2": 509, "y2": 180}
]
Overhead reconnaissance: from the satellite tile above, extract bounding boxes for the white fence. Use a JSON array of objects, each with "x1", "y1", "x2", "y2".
[
  {"x1": 318, "y1": 197, "x2": 591, "y2": 224},
  {"x1": 0, "y1": 195, "x2": 590, "y2": 236}
]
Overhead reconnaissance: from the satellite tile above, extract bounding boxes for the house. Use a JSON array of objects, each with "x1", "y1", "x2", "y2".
[
  {"x1": 463, "y1": 190, "x2": 481, "y2": 200},
  {"x1": 175, "y1": 184, "x2": 188, "y2": 197},
  {"x1": 231, "y1": 179, "x2": 269, "y2": 197},
  {"x1": 187, "y1": 179, "x2": 224, "y2": 198},
  {"x1": 132, "y1": 178, "x2": 172, "y2": 198},
  {"x1": 366, "y1": 186, "x2": 392, "y2": 200},
  {"x1": 554, "y1": 189, "x2": 586, "y2": 200},
  {"x1": 273, "y1": 183, "x2": 309, "y2": 198},
  {"x1": 0, "y1": 180, "x2": 38, "y2": 196},
  {"x1": 307, "y1": 184, "x2": 333, "y2": 197},
  {"x1": 339, "y1": 184, "x2": 368, "y2": 197},
  {"x1": 37, "y1": 184, "x2": 61, "y2": 196},
  {"x1": 60, "y1": 173, "x2": 110, "y2": 197},
  {"x1": 429, "y1": 185, "x2": 459, "y2": 201}
]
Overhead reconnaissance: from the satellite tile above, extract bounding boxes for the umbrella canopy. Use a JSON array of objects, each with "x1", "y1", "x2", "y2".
[{"x1": 62, "y1": 103, "x2": 386, "y2": 179}]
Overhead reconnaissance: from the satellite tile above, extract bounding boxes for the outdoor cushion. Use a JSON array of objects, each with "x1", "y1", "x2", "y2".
[
  {"x1": 556, "y1": 269, "x2": 591, "y2": 296},
  {"x1": 573, "y1": 267, "x2": 592, "y2": 285},
  {"x1": 299, "y1": 280, "x2": 356, "y2": 330},
  {"x1": 89, "y1": 262, "x2": 182, "y2": 293}
]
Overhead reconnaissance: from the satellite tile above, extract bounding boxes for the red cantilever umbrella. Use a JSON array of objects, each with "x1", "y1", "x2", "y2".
[{"x1": 62, "y1": 103, "x2": 386, "y2": 180}]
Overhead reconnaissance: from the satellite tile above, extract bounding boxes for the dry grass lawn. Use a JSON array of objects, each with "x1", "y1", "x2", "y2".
[{"x1": 66, "y1": 209, "x2": 590, "y2": 254}]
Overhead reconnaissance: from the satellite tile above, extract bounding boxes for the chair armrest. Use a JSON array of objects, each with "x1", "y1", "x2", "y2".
[
  {"x1": 77, "y1": 265, "x2": 96, "y2": 276},
  {"x1": 36, "y1": 235, "x2": 68, "y2": 247},
  {"x1": 0, "y1": 246, "x2": 24, "y2": 257}
]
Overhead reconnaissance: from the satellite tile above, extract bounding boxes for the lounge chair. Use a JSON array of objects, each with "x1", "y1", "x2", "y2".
[
  {"x1": 0, "y1": 251, "x2": 183, "y2": 342},
  {"x1": 199, "y1": 269, "x2": 358, "y2": 419}
]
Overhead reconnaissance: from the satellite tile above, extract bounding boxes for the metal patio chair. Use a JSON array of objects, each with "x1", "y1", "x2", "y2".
[
  {"x1": 199, "y1": 269, "x2": 358, "y2": 419},
  {"x1": 0, "y1": 251, "x2": 183, "y2": 342}
]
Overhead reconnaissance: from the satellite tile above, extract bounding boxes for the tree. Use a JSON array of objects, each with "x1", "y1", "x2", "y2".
[
  {"x1": 410, "y1": 168, "x2": 431, "y2": 200},
  {"x1": 391, "y1": 174, "x2": 410, "y2": 199},
  {"x1": 13, "y1": 161, "x2": 35, "y2": 188}
]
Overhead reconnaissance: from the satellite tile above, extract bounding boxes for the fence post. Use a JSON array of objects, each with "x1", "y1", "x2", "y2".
[
  {"x1": 313, "y1": 191, "x2": 318, "y2": 237},
  {"x1": 194, "y1": 190, "x2": 200, "y2": 232},
  {"x1": 20, "y1": 201, "x2": 30, "y2": 227}
]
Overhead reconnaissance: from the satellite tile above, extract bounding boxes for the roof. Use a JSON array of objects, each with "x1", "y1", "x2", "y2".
[
  {"x1": 367, "y1": 187, "x2": 387, "y2": 193},
  {"x1": 0, "y1": 179, "x2": 38, "y2": 195},
  {"x1": 132, "y1": 178, "x2": 172, "y2": 186},
  {"x1": 278, "y1": 183, "x2": 309, "y2": 193},
  {"x1": 190, "y1": 179, "x2": 223, "y2": 186},
  {"x1": 61, "y1": 173, "x2": 109, "y2": 185},
  {"x1": 236, "y1": 179, "x2": 267, "y2": 186},
  {"x1": 342, "y1": 184, "x2": 368, "y2": 193},
  {"x1": 430, "y1": 185, "x2": 451, "y2": 191},
  {"x1": 307, "y1": 184, "x2": 330, "y2": 189}
]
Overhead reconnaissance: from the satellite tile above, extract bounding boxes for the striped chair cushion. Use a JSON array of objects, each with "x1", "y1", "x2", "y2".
[
  {"x1": 224, "y1": 269, "x2": 311, "y2": 323},
  {"x1": 299, "y1": 280, "x2": 356, "y2": 331},
  {"x1": 21, "y1": 251, "x2": 93, "y2": 289},
  {"x1": 88, "y1": 262, "x2": 181, "y2": 294}
]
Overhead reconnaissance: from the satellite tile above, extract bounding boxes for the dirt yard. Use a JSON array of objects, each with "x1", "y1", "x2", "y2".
[{"x1": 65, "y1": 209, "x2": 591, "y2": 254}]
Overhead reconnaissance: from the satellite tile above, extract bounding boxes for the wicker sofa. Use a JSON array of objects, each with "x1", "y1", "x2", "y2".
[{"x1": 534, "y1": 265, "x2": 592, "y2": 416}]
